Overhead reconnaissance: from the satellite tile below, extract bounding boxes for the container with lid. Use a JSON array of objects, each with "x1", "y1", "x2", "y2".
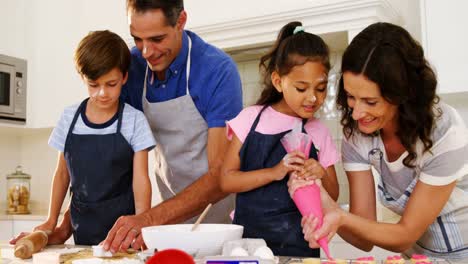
[{"x1": 6, "y1": 165, "x2": 31, "y2": 214}]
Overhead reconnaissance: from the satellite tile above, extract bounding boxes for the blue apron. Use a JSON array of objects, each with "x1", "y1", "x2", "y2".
[
  {"x1": 64, "y1": 98, "x2": 135, "y2": 245},
  {"x1": 233, "y1": 105, "x2": 320, "y2": 257}
]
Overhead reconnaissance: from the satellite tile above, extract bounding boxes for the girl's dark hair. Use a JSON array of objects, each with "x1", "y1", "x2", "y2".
[
  {"x1": 336, "y1": 22, "x2": 440, "y2": 168},
  {"x1": 256, "y1": 21, "x2": 330, "y2": 105},
  {"x1": 127, "y1": 0, "x2": 184, "y2": 27},
  {"x1": 74, "y1": 30, "x2": 130, "y2": 81}
]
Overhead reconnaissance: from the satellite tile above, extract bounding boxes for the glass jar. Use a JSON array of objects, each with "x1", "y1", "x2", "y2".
[{"x1": 6, "y1": 165, "x2": 31, "y2": 214}]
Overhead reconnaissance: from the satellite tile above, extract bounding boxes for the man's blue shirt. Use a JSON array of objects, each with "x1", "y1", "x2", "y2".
[{"x1": 121, "y1": 30, "x2": 243, "y2": 128}]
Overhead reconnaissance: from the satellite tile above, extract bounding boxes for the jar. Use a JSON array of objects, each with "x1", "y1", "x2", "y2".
[{"x1": 6, "y1": 165, "x2": 31, "y2": 214}]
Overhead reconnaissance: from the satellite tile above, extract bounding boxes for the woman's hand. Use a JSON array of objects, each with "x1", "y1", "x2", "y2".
[
  {"x1": 301, "y1": 180, "x2": 344, "y2": 248},
  {"x1": 271, "y1": 150, "x2": 305, "y2": 181},
  {"x1": 295, "y1": 158, "x2": 326, "y2": 180},
  {"x1": 287, "y1": 173, "x2": 315, "y2": 198}
]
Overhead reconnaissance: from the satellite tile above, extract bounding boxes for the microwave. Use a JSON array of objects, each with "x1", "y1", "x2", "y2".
[{"x1": 0, "y1": 54, "x2": 27, "y2": 124}]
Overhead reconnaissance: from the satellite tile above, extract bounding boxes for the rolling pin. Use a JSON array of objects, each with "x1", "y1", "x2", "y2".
[{"x1": 14, "y1": 230, "x2": 48, "y2": 259}]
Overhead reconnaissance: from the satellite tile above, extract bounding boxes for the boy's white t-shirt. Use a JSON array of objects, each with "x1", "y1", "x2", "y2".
[{"x1": 49, "y1": 102, "x2": 156, "y2": 152}]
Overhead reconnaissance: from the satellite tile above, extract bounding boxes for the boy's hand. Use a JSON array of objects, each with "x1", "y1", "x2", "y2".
[{"x1": 33, "y1": 220, "x2": 57, "y2": 234}]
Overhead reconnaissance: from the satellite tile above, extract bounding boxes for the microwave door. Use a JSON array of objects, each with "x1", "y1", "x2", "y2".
[{"x1": 0, "y1": 63, "x2": 15, "y2": 114}]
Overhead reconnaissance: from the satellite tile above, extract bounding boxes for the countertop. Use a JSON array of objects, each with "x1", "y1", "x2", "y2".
[
  {"x1": 0, "y1": 244, "x2": 296, "y2": 264},
  {"x1": 0, "y1": 244, "x2": 463, "y2": 264}
]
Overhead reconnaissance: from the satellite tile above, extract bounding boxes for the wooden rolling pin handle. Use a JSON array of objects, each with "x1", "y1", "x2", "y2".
[{"x1": 14, "y1": 230, "x2": 49, "y2": 259}]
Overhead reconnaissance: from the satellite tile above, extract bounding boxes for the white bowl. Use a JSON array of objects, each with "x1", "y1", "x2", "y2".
[{"x1": 142, "y1": 224, "x2": 244, "y2": 257}]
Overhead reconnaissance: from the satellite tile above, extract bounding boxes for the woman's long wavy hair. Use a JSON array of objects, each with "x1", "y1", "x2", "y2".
[
  {"x1": 336, "y1": 22, "x2": 440, "y2": 168},
  {"x1": 256, "y1": 21, "x2": 330, "y2": 105}
]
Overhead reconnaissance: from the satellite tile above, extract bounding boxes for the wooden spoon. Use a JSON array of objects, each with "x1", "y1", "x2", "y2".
[{"x1": 191, "y1": 203, "x2": 212, "y2": 231}]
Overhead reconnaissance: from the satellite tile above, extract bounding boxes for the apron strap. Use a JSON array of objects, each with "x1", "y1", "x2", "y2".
[
  {"x1": 185, "y1": 35, "x2": 192, "y2": 95},
  {"x1": 301, "y1": 118, "x2": 308, "y2": 133},
  {"x1": 65, "y1": 98, "x2": 88, "y2": 147},
  {"x1": 142, "y1": 34, "x2": 192, "y2": 100},
  {"x1": 249, "y1": 105, "x2": 269, "y2": 132},
  {"x1": 116, "y1": 100, "x2": 125, "y2": 133}
]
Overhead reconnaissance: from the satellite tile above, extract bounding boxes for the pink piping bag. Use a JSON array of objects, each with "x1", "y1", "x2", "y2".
[{"x1": 280, "y1": 122, "x2": 332, "y2": 259}]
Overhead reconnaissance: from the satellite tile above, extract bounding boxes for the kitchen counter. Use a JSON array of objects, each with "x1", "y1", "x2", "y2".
[
  {"x1": 0, "y1": 203, "x2": 67, "y2": 221},
  {"x1": 0, "y1": 244, "x2": 462, "y2": 264}
]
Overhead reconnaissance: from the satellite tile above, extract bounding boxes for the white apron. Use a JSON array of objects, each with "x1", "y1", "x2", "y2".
[{"x1": 142, "y1": 36, "x2": 233, "y2": 223}]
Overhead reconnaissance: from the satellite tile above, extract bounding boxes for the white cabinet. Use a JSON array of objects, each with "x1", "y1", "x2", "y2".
[
  {"x1": 420, "y1": 0, "x2": 468, "y2": 94},
  {"x1": 0, "y1": 0, "x2": 130, "y2": 128},
  {"x1": 11, "y1": 220, "x2": 42, "y2": 238}
]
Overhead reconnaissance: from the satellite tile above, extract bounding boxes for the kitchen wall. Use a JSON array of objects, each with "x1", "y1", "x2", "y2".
[{"x1": 0, "y1": 128, "x2": 22, "y2": 210}]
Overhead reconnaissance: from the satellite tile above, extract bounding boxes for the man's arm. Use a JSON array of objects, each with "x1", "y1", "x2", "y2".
[
  {"x1": 146, "y1": 127, "x2": 229, "y2": 224},
  {"x1": 103, "y1": 127, "x2": 230, "y2": 252}
]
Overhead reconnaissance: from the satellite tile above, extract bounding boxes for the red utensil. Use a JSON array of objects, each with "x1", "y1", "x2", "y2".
[{"x1": 146, "y1": 249, "x2": 195, "y2": 264}]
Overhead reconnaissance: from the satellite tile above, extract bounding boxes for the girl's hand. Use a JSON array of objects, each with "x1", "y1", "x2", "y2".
[
  {"x1": 271, "y1": 150, "x2": 305, "y2": 181},
  {"x1": 295, "y1": 158, "x2": 326, "y2": 180}
]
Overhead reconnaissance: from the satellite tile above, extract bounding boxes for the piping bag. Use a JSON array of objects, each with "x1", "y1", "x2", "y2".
[{"x1": 280, "y1": 123, "x2": 332, "y2": 259}]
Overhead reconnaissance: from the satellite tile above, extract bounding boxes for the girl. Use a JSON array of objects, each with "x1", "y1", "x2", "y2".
[
  {"x1": 296, "y1": 22, "x2": 468, "y2": 261},
  {"x1": 13, "y1": 30, "x2": 155, "y2": 245},
  {"x1": 220, "y1": 21, "x2": 340, "y2": 257}
]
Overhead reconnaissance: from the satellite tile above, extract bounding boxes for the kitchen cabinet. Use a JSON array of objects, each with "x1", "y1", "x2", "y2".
[{"x1": 420, "y1": 0, "x2": 468, "y2": 94}]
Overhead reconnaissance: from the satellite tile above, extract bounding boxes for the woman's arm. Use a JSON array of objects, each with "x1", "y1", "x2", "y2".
[
  {"x1": 132, "y1": 150, "x2": 151, "y2": 215},
  {"x1": 338, "y1": 180, "x2": 456, "y2": 252},
  {"x1": 337, "y1": 169, "x2": 377, "y2": 251},
  {"x1": 321, "y1": 166, "x2": 339, "y2": 201},
  {"x1": 220, "y1": 134, "x2": 303, "y2": 193},
  {"x1": 307, "y1": 176, "x2": 456, "y2": 252}
]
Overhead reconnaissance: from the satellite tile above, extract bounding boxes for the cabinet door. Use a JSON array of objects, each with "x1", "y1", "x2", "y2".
[
  {"x1": 12, "y1": 220, "x2": 42, "y2": 236},
  {"x1": 421, "y1": 0, "x2": 468, "y2": 94},
  {"x1": 0, "y1": 220, "x2": 13, "y2": 242}
]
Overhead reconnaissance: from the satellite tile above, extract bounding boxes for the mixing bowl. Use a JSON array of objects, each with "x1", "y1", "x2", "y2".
[{"x1": 142, "y1": 224, "x2": 244, "y2": 257}]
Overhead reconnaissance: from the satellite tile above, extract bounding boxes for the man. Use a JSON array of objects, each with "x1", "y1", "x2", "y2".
[
  {"x1": 102, "y1": 0, "x2": 242, "y2": 252},
  {"x1": 10, "y1": 0, "x2": 242, "y2": 251}
]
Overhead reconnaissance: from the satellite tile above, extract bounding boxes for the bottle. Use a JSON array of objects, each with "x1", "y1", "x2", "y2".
[{"x1": 6, "y1": 165, "x2": 31, "y2": 214}]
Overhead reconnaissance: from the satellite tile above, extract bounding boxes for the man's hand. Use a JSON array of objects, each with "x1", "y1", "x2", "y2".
[{"x1": 102, "y1": 214, "x2": 152, "y2": 253}]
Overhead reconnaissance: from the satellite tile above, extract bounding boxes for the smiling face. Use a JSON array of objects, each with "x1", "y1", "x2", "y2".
[
  {"x1": 343, "y1": 71, "x2": 399, "y2": 134},
  {"x1": 271, "y1": 61, "x2": 328, "y2": 118},
  {"x1": 128, "y1": 8, "x2": 186, "y2": 78},
  {"x1": 85, "y1": 68, "x2": 127, "y2": 110}
]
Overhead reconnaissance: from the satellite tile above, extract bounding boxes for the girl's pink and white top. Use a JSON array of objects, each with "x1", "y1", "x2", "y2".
[{"x1": 227, "y1": 105, "x2": 340, "y2": 168}]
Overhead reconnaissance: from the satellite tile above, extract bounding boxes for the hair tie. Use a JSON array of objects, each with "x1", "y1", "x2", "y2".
[{"x1": 293, "y1": 26, "x2": 305, "y2": 35}]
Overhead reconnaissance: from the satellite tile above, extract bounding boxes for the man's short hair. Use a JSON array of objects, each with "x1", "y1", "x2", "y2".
[{"x1": 127, "y1": 0, "x2": 184, "y2": 27}]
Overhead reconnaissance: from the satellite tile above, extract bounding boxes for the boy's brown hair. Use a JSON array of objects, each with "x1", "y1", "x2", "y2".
[{"x1": 74, "y1": 30, "x2": 130, "y2": 80}]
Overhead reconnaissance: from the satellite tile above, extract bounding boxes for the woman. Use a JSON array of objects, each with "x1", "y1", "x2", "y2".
[{"x1": 290, "y1": 22, "x2": 468, "y2": 260}]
